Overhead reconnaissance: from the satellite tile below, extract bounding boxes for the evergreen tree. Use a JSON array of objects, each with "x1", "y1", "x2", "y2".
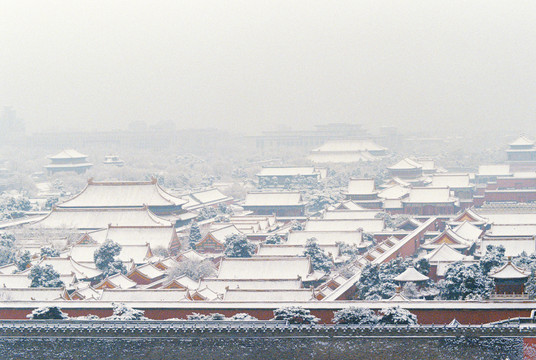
[
  {"x1": 265, "y1": 234, "x2": 284, "y2": 245},
  {"x1": 303, "y1": 238, "x2": 332, "y2": 273},
  {"x1": 28, "y1": 264, "x2": 64, "y2": 288},
  {"x1": 438, "y1": 261, "x2": 493, "y2": 300},
  {"x1": 332, "y1": 307, "x2": 378, "y2": 325},
  {"x1": 272, "y1": 306, "x2": 319, "y2": 324},
  {"x1": 414, "y1": 258, "x2": 431, "y2": 276},
  {"x1": 94, "y1": 240, "x2": 125, "y2": 277},
  {"x1": 15, "y1": 250, "x2": 31, "y2": 272},
  {"x1": 224, "y1": 233, "x2": 256, "y2": 258},
  {"x1": 0, "y1": 233, "x2": 16, "y2": 266},
  {"x1": 480, "y1": 245, "x2": 506, "y2": 275},
  {"x1": 40, "y1": 246, "x2": 60, "y2": 258},
  {"x1": 27, "y1": 306, "x2": 68, "y2": 320},
  {"x1": 188, "y1": 221, "x2": 202, "y2": 249},
  {"x1": 108, "y1": 303, "x2": 147, "y2": 320},
  {"x1": 379, "y1": 307, "x2": 418, "y2": 325}
]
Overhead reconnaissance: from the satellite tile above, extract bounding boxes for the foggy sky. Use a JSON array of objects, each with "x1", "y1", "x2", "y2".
[{"x1": 1, "y1": 1, "x2": 536, "y2": 135}]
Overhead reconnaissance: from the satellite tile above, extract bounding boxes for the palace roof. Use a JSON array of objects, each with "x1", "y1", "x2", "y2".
[
  {"x1": 70, "y1": 244, "x2": 151, "y2": 264},
  {"x1": 489, "y1": 262, "x2": 531, "y2": 279},
  {"x1": 477, "y1": 164, "x2": 511, "y2": 176},
  {"x1": 87, "y1": 225, "x2": 177, "y2": 249},
  {"x1": 378, "y1": 185, "x2": 410, "y2": 200},
  {"x1": 431, "y1": 174, "x2": 471, "y2": 188},
  {"x1": 509, "y1": 136, "x2": 535, "y2": 147},
  {"x1": 198, "y1": 278, "x2": 302, "y2": 294},
  {"x1": 453, "y1": 221, "x2": 483, "y2": 241},
  {"x1": 48, "y1": 149, "x2": 88, "y2": 160},
  {"x1": 243, "y1": 192, "x2": 305, "y2": 207},
  {"x1": 388, "y1": 158, "x2": 423, "y2": 170},
  {"x1": 322, "y1": 210, "x2": 381, "y2": 220},
  {"x1": 286, "y1": 230, "x2": 363, "y2": 247},
  {"x1": 223, "y1": 288, "x2": 316, "y2": 301},
  {"x1": 33, "y1": 207, "x2": 172, "y2": 230},
  {"x1": 58, "y1": 179, "x2": 186, "y2": 208},
  {"x1": 98, "y1": 289, "x2": 190, "y2": 302},
  {"x1": 346, "y1": 178, "x2": 377, "y2": 195},
  {"x1": 304, "y1": 219, "x2": 384, "y2": 233},
  {"x1": 403, "y1": 187, "x2": 456, "y2": 204},
  {"x1": 217, "y1": 257, "x2": 322, "y2": 281},
  {"x1": 256, "y1": 244, "x2": 339, "y2": 258},
  {"x1": 424, "y1": 243, "x2": 468, "y2": 263},
  {"x1": 257, "y1": 166, "x2": 321, "y2": 177},
  {"x1": 393, "y1": 267, "x2": 429, "y2": 282},
  {"x1": 182, "y1": 188, "x2": 232, "y2": 210}
]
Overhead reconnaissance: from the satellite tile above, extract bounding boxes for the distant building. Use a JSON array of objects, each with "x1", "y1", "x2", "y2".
[
  {"x1": 44, "y1": 149, "x2": 93, "y2": 175},
  {"x1": 308, "y1": 139, "x2": 387, "y2": 163},
  {"x1": 103, "y1": 155, "x2": 125, "y2": 167},
  {"x1": 343, "y1": 178, "x2": 382, "y2": 209},
  {"x1": 506, "y1": 136, "x2": 536, "y2": 172},
  {"x1": 401, "y1": 187, "x2": 458, "y2": 215},
  {"x1": 243, "y1": 191, "x2": 306, "y2": 217}
]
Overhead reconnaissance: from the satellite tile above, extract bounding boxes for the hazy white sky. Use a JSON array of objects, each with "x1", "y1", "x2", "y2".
[{"x1": 1, "y1": 1, "x2": 535, "y2": 134}]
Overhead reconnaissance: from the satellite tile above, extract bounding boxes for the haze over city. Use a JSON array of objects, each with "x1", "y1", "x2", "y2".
[{"x1": 2, "y1": 0, "x2": 536, "y2": 134}]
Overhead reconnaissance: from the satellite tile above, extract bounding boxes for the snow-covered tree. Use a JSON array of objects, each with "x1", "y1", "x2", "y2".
[
  {"x1": 379, "y1": 307, "x2": 418, "y2": 325},
  {"x1": 230, "y1": 313, "x2": 258, "y2": 321},
  {"x1": 303, "y1": 238, "x2": 332, "y2": 273},
  {"x1": 15, "y1": 250, "x2": 31, "y2": 272},
  {"x1": 187, "y1": 313, "x2": 209, "y2": 321},
  {"x1": 94, "y1": 240, "x2": 125, "y2": 277},
  {"x1": 107, "y1": 303, "x2": 147, "y2": 320},
  {"x1": 355, "y1": 257, "x2": 414, "y2": 300},
  {"x1": 40, "y1": 246, "x2": 60, "y2": 258},
  {"x1": 197, "y1": 207, "x2": 218, "y2": 221},
  {"x1": 414, "y1": 258, "x2": 431, "y2": 276},
  {"x1": 224, "y1": 233, "x2": 256, "y2": 258},
  {"x1": 167, "y1": 258, "x2": 216, "y2": 281},
  {"x1": 28, "y1": 264, "x2": 64, "y2": 288},
  {"x1": 480, "y1": 245, "x2": 506, "y2": 275},
  {"x1": 290, "y1": 220, "x2": 304, "y2": 231},
  {"x1": 27, "y1": 306, "x2": 68, "y2": 320},
  {"x1": 272, "y1": 306, "x2": 319, "y2": 324},
  {"x1": 438, "y1": 261, "x2": 493, "y2": 300},
  {"x1": 265, "y1": 234, "x2": 284, "y2": 245},
  {"x1": 0, "y1": 233, "x2": 16, "y2": 266},
  {"x1": 188, "y1": 221, "x2": 202, "y2": 249},
  {"x1": 332, "y1": 307, "x2": 378, "y2": 325}
]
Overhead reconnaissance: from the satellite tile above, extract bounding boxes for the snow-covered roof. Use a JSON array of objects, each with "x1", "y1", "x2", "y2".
[
  {"x1": 95, "y1": 273, "x2": 137, "y2": 289},
  {"x1": 431, "y1": 174, "x2": 471, "y2": 188},
  {"x1": 204, "y1": 224, "x2": 243, "y2": 244},
  {"x1": 31, "y1": 257, "x2": 102, "y2": 280},
  {"x1": 388, "y1": 158, "x2": 423, "y2": 170},
  {"x1": 177, "y1": 249, "x2": 205, "y2": 262},
  {"x1": 489, "y1": 262, "x2": 531, "y2": 279},
  {"x1": 198, "y1": 278, "x2": 302, "y2": 294},
  {"x1": 453, "y1": 221, "x2": 483, "y2": 241},
  {"x1": 323, "y1": 210, "x2": 381, "y2": 220},
  {"x1": 378, "y1": 185, "x2": 410, "y2": 200},
  {"x1": 129, "y1": 263, "x2": 166, "y2": 280},
  {"x1": 32, "y1": 207, "x2": 172, "y2": 230},
  {"x1": 70, "y1": 244, "x2": 151, "y2": 264},
  {"x1": 485, "y1": 224, "x2": 536, "y2": 237},
  {"x1": 477, "y1": 164, "x2": 511, "y2": 176},
  {"x1": 256, "y1": 244, "x2": 339, "y2": 258},
  {"x1": 424, "y1": 243, "x2": 468, "y2": 263},
  {"x1": 182, "y1": 188, "x2": 233, "y2": 210},
  {"x1": 346, "y1": 178, "x2": 376, "y2": 195},
  {"x1": 477, "y1": 212, "x2": 536, "y2": 225},
  {"x1": 305, "y1": 219, "x2": 384, "y2": 233},
  {"x1": 509, "y1": 136, "x2": 535, "y2": 147},
  {"x1": 327, "y1": 201, "x2": 365, "y2": 211},
  {"x1": 48, "y1": 149, "x2": 88, "y2": 160},
  {"x1": 403, "y1": 187, "x2": 455, "y2": 204},
  {"x1": 393, "y1": 267, "x2": 429, "y2": 282},
  {"x1": 58, "y1": 179, "x2": 186, "y2": 208},
  {"x1": 0, "y1": 274, "x2": 32, "y2": 288},
  {"x1": 217, "y1": 257, "x2": 319, "y2": 281},
  {"x1": 99, "y1": 289, "x2": 189, "y2": 302},
  {"x1": 286, "y1": 231, "x2": 363, "y2": 247},
  {"x1": 223, "y1": 288, "x2": 316, "y2": 301},
  {"x1": 243, "y1": 192, "x2": 304, "y2": 207},
  {"x1": 97, "y1": 225, "x2": 176, "y2": 249},
  {"x1": 0, "y1": 288, "x2": 67, "y2": 301}
]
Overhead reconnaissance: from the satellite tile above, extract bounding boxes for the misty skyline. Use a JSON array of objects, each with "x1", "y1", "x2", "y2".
[{"x1": 1, "y1": 1, "x2": 536, "y2": 135}]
